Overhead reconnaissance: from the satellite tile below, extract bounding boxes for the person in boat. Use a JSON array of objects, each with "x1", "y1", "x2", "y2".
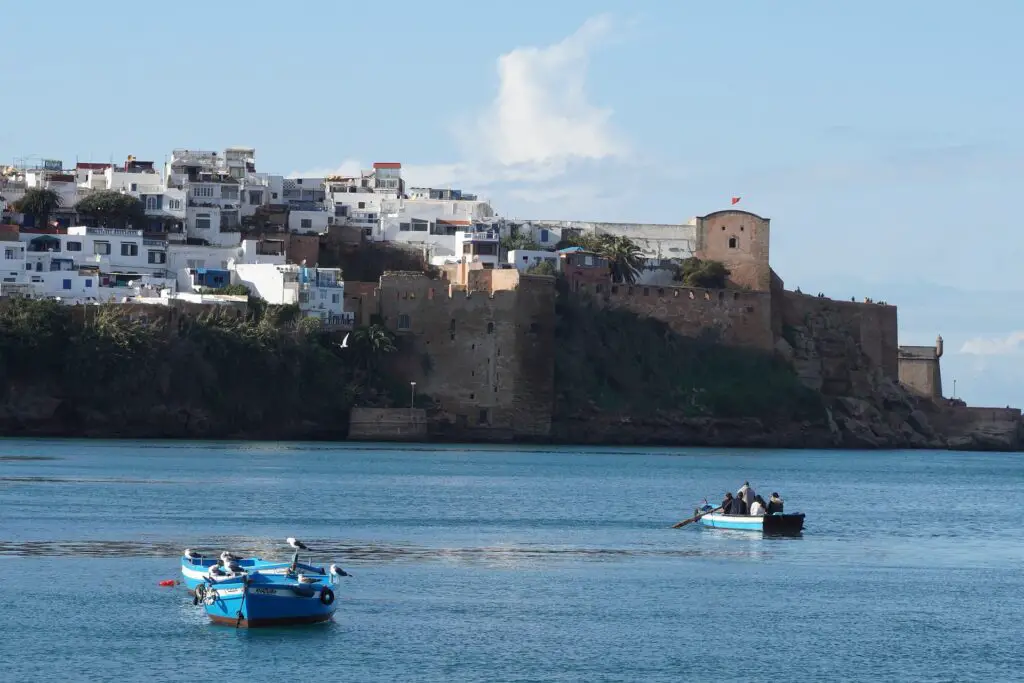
[
  {"x1": 766, "y1": 492, "x2": 784, "y2": 514},
  {"x1": 730, "y1": 493, "x2": 748, "y2": 516},
  {"x1": 749, "y1": 495, "x2": 766, "y2": 516},
  {"x1": 737, "y1": 482, "x2": 756, "y2": 508},
  {"x1": 721, "y1": 492, "x2": 734, "y2": 513}
]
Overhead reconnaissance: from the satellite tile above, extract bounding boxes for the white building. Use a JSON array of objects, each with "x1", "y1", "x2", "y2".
[
  {"x1": 232, "y1": 263, "x2": 352, "y2": 328},
  {"x1": 513, "y1": 219, "x2": 698, "y2": 261},
  {"x1": 288, "y1": 209, "x2": 330, "y2": 235},
  {"x1": 1, "y1": 236, "x2": 27, "y2": 285},
  {"x1": 507, "y1": 249, "x2": 558, "y2": 273}
]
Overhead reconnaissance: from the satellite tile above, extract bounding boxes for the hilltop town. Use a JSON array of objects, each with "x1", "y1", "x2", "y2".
[{"x1": 1, "y1": 149, "x2": 1020, "y2": 450}]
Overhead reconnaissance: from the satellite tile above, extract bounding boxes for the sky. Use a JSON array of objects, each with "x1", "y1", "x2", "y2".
[{"x1": 3, "y1": 0, "x2": 1023, "y2": 406}]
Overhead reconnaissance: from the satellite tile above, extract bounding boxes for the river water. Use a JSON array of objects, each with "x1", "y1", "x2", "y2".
[{"x1": 0, "y1": 439, "x2": 1021, "y2": 682}]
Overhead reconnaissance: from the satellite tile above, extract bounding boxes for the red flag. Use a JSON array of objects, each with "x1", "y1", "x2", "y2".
[{"x1": 731, "y1": 196, "x2": 741, "y2": 205}]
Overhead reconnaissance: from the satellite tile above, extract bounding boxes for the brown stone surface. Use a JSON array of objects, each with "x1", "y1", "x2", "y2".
[
  {"x1": 366, "y1": 271, "x2": 555, "y2": 439},
  {"x1": 348, "y1": 407, "x2": 427, "y2": 441},
  {"x1": 599, "y1": 284, "x2": 774, "y2": 351},
  {"x1": 695, "y1": 210, "x2": 771, "y2": 291}
]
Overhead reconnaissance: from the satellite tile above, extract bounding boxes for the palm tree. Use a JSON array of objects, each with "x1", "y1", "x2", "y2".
[
  {"x1": 13, "y1": 188, "x2": 62, "y2": 228},
  {"x1": 599, "y1": 235, "x2": 644, "y2": 284},
  {"x1": 352, "y1": 324, "x2": 397, "y2": 373}
]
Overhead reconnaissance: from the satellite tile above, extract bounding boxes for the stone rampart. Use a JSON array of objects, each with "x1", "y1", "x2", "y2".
[
  {"x1": 348, "y1": 407, "x2": 427, "y2": 441},
  {"x1": 597, "y1": 283, "x2": 774, "y2": 351}
]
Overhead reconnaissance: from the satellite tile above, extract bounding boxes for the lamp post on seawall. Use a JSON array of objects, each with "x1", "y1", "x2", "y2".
[
  {"x1": 410, "y1": 382, "x2": 416, "y2": 411},
  {"x1": 953, "y1": 379, "x2": 957, "y2": 400}
]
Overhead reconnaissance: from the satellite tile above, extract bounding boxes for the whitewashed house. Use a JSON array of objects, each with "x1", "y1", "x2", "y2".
[{"x1": 232, "y1": 263, "x2": 352, "y2": 328}]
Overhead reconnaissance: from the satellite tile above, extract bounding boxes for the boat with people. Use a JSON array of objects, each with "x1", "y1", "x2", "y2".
[
  {"x1": 672, "y1": 484, "x2": 805, "y2": 535},
  {"x1": 182, "y1": 537, "x2": 352, "y2": 628},
  {"x1": 695, "y1": 505, "x2": 805, "y2": 534}
]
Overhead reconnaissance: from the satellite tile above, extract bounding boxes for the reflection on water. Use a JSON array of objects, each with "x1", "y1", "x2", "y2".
[{"x1": 0, "y1": 538, "x2": 770, "y2": 565}]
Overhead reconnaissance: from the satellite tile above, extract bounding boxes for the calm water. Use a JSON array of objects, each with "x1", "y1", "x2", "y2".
[{"x1": 1, "y1": 439, "x2": 1022, "y2": 682}]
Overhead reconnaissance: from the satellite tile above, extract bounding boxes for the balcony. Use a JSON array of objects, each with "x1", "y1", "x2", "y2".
[{"x1": 143, "y1": 238, "x2": 166, "y2": 247}]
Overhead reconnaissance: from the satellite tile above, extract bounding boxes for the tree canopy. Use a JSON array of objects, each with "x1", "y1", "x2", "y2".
[
  {"x1": 500, "y1": 232, "x2": 542, "y2": 252},
  {"x1": 13, "y1": 188, "x2": 62, "y2": 227},
  {"x1": 674, "y1": 257, "x2": 731, "y2": 289},
  {"x1": 75, "y1": 190, "x2": 146, "y2": 228},
  {"x1": 557, "y1": 233, "x2": 645, "y2": 284}
]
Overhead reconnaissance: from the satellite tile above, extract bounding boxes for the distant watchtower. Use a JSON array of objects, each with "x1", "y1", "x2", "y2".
[{"x1": 898, "y1": 335, "x2": 944, "y2": 401}]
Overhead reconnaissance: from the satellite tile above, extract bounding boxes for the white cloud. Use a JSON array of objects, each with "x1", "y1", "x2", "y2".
[
  {"x1": 959, "y1": 331, "x2": 1024, "y2": 356},
  {"x1": 291, "y1": 15, "x2": 628, "y2": 199},
  {"x1": 462, "y1": 14, "x2": 626, "y2": 170}
]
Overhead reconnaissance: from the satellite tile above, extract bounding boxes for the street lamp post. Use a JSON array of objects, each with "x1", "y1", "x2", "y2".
[
  {"x1": 410, "y1": 381, "x2": 416, "y2": 411},
  {"x1": 953, "y1": 379, "x2": 957, "y2": 399}
]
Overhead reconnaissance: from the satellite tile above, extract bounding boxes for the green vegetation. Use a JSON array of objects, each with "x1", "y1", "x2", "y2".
[
  {"x1": 557, "y1": 233, "x2": 645, "y2": 284},
  {"x1": 75, "y1": 190, "x2": 146, "y2": 229},
  {"x1": 13, "y1": 188, "x2": 61, "y2": 227},
  {"x1": 674, "y1": 257, "x2": 731, "y2": 289},
  {"x1": 553, "y1": 291, "x2": 822, "y2": 420},
  {"x1": 197, "y1": 284, "x2": 251, "y2": 296},
  {"x1": 525, "y1": 259, "x2": 557, "y2": 276},
  {"x1": 0, "y1": 298, "x2": 406, "y2": 437},
  {"x1": 501, "y1": 233, "x2": 541, "y2": 252}
]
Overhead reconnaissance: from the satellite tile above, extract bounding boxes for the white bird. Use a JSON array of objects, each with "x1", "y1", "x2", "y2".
[
  {"x1": 329, "y1": 564, "x2": 350, "y2": 578},
  {"x1": 184, "y1": 548, "x2": 198, "y2": 559},
  {"x1": 220, "y1": 551, "x2": 240, "y2": 562},
  {"x1": 286, "y1": 537, "x2": 309, "y2": 551},
  {"x1": 338, "y1": 332, "x2": 350, "y2": 349},
  {"x1": 297, "y1": 573, "x2": 317, "y2": 584}
]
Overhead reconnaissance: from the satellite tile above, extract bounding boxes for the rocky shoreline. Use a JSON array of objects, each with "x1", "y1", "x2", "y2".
[{"x1": 1, "y1": 393, "x2": 1019, "y2": 452}]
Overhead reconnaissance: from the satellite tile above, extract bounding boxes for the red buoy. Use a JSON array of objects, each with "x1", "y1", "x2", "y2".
[{"x1": 159, "y1": 580, "x2": 176, "y2": 587}]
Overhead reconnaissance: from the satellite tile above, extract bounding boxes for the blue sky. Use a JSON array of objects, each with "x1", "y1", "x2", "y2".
[{"x1": 3, "y1": 0, "x2": 1022, "y2": 406}]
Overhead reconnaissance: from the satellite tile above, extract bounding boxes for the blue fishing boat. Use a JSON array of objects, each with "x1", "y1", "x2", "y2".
[
  {"x1": 180, "y1": 549, "x2": 325, "y2": 593},
  {"x1": 695, "y1": 504, "x2": 805, "y2": 534},
  {"x1": 192, "y1": 568, "x2": 343, "y2": 628},
  {"x1": 182, "y1": 538, "x2": 352, "y2": 627}
]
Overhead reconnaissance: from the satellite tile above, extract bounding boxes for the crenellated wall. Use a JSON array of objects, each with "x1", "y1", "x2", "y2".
[
  {"x1": 596, "y1": 282, "x2": 774, "y2": 351},
  {"x1": 361, "y1": 270, "x2": 556, "y2": 438}
]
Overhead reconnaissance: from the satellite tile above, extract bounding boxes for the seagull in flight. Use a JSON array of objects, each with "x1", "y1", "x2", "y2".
[
  {"x1": 287, "y1": 537, "x2": 309, "y2": 551},
  {"x1": 335, "y1": 332, "x2": 350, "y2": 350}
]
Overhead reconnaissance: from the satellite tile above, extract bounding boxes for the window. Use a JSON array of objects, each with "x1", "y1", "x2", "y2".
[
  {"x1": 487, "y1": 322, "x2": 494, "y2": 334},
  {"x1": 62, "y1": 279, "x2": 72, "y2": 290},
  {"x1": 66, "y1": 241, "x2": 82, "y2": 252},
  {"x1": 221, "y1": 186, "x2": 238, "y2": 200},
  {"x1": 121, "y1": 242, "x2": 138, "y2": 257},
  {"x1": 540, "y1": 229, "x2": 549, "y2": 243},
  {"x1": 186, "y1": 259, "x2": 205, "y2": 269},
  {"x1": 4, "y1": 248, "x2": 16, "y2": 260},
  {"x1": 148, "y1": 250, "x2": 166, "y2": 264},
  {"x1": 331, "y1": 294, "x2": 340, "y2": 304},
  {"x1": 145, "y1": 196, "x2": 157, "y2": 210},
  {"x1": 358, "y1": 201, "x2": 365, "y2": 209},
  {"x1": 300, "y1": 218, "x2": 312, "y2": 229},
  {"x1": 478, "y1": 409, "x2": 490, "y2": 425},
  {"x1": 399, "y1": 222, "x2": 411, "y2": 232},
  {"x1": 192, "y1": 185, "x2": 214, "y2": 198},
  {"x1": 398, "y1": 314, "x2": 410, "y2": 330},
  {"x1": 412, "y1": 219, "x2": 428, "y2": 232},
  {"x1": 271, "y1": 192, "x2": 278, "y2": 199},
  {"x1": 85, "y1": 279, "x2": 93, "y2": 288},
  {"x1": 130, "y1": 183, "x2": 137, "y2": 192},
  {"x1": 94, "y1": 241, "x2": 111, "y2": 255},
  {"x1": 248, "y1": 190, "x2": 264, "y2": 205},
  {"x1": 728, "y1": 237, "x2": 738, "y2": 249},
  {"x1": 195, "y1": 214, "x2": 211, "y2": 230},
  {"x1": 168, "y1": 199, "x2": 182, "y2": 210}
]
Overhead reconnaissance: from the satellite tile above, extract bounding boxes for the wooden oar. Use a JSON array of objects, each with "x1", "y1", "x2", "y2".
[{"x1": 672, "y1": 505, "x2": 723, "y2": 529}]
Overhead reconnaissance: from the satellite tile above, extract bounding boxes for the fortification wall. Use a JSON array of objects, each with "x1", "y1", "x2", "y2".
[
  {"x1": 373, "y1": 272, "x2": 555, "y2": 438},
  {"x1": 598, "y1": 283, "x2": 774, "y2": 351},
  {"x1": 695, "y1": 210, "x2": 771, "y2": 291},
  {"x1": 899, "y1": 354, "x2": 943, "y2": 401},
  {"x1": 778, "y1": 292, "x2": 898, "y2": 378},
  {"x1": 348, "y1": 407, "x2": 427, "y2": 441}
]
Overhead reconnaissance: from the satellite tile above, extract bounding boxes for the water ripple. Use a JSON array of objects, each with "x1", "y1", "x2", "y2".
[{"x1": 0, "y1": 538, "x2": 768, "y2": 564}]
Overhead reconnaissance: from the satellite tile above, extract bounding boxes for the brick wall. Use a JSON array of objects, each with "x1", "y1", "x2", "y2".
[
  {"x1": 598, "y1": 282, "x2": 774, "y2": 351},
  {"x1": 285, "y1": 233, "x2": 320, "y2": 267}
]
